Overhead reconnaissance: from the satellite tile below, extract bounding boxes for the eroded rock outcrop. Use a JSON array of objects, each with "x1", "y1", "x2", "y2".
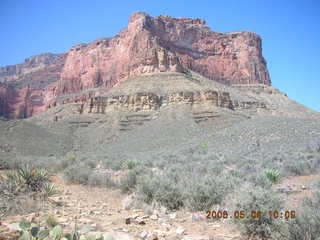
[
  {"x1": 0, "y1": 53, "x2": 66, "y2": 118},
  {"x1": 77, "y1": 90, "x2": 234, "y2": 114},
  {"x1": 0, "y1": 12, "x2": 271, "y2": 118}
]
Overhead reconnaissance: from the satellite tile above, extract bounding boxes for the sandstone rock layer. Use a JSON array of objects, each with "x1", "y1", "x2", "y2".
[{"x1": 0, "y1": 12, "x2": 271, "y2": 118}]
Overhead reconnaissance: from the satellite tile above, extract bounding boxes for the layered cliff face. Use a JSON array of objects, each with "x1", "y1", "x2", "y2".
[
  {"x1": 0, "y1": 12, "x2": 271, "y2": 119},
  {"x1": 0, "y1": 53, "x2": 66, "y2": 118},
  {"x1": 57, "y1": 12, "x2": 270, "y2": 96}
]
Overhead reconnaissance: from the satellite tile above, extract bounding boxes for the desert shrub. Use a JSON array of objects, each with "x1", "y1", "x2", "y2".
[
  {"x1": 184, "y1": 175, "x2": 228, "y2": 211},
  {"x1": 63, "y1": 164, "x2": 92, "y2": 185},
  {"x1": 233, "y1": 186, "x2": 283, "y2": 239},
  {"x1": 307, "y1": 138, "x2": 320, "y2": 153},
  {"x1": 277, "y1": 192, "x2": 320, "y2": 240},
  {"x1": 265, "y1": 168, "x2": 280, "y2": 184},
  {"x1": 88, "y1": 172, "x2": 114, "y2": 188},
  {"x1": 240, "y1": 171, "x2": 271, "y2": 189},
  {"x1": 137, "y1": 171, "x2": 184, "y2": 210},
  {"x1": 122, "y1": 159, "x2": 139, "y2": 170},
  {"x1": 102, "y1": 156, "x2": 126, "y2": 171},
  {"x1": 0, "y1": 158, "x2": 10, "y2": 169},
  {"x1": 283, "y1": 154, "x2": 320, "y2": 176},
  {"x1": 119, "y1": 170, "x2": 137, "y2": 193}
]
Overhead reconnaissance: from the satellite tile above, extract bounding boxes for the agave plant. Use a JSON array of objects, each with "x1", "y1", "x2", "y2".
[
  {"x1": 265, "y1": 168, "x2": 280, "y2": 184},
  {"x1": 42, "y1": 182, "x2": 59, "y2": 198}
]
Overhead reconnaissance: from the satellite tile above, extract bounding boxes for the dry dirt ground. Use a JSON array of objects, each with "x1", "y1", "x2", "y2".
[
  {"x1": 0, "y1": 173, "x2": 240, "y2": 240},
  {"x1": 1, "y1": 173, "x2": 319, "y2": 240}
]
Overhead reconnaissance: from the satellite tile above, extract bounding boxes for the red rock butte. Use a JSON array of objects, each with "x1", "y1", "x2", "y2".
[{"x1": 0, "y1": 12, "x2": 271, "y2": 119}]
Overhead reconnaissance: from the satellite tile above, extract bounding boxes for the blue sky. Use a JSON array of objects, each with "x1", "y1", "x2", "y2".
[{"x1": 0, "y1": 0, "x2": 319, "y2": 111}]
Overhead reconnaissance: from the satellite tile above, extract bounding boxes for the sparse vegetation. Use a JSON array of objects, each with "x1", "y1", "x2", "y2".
[
  {"x1": 0, "y1": 167, "x2": 58, "y2": 216},
  {"x1": 63, "y1": 164, "x2": 92, "y2": 185},
  {"x1": 17, "y1": 219, "x2": 113, "y2": 240},
  {"x1": 276, "y1": 192, "x2": 320, "y2": 240},
  {"x1": 88, "y1": 172, "x2": 115, "y2": 188},
  {"x1": 45, "y1": 215, "x2": 59, "y2": 228},
  {"x1": 119, "y1": 170, "x2": 137, "y2": 193},
  {"x1": 265, "y1": 168, "x2": 281, "y2": 184},
  {"x1": 122, "y1": 159, "x2": 139, "y2": 170},
  {"x1": 233, "y1": 186, "x2": 284, "y2": 239}
]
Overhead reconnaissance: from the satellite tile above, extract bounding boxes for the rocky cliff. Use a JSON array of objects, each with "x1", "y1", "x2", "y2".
[{"x1": 0, "y1": 12, "x2": 271, "y2": 119}]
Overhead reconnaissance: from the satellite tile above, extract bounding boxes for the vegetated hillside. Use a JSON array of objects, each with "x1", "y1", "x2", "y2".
[
  {"x1": 1, "y1": 72, "x2": 320, "y2": 240},
  {"x1": 1, "y1": 12, "x2": 320, "y2": 240}
]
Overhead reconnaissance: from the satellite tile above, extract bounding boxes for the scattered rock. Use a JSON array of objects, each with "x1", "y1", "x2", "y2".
[
  {"x1": 176, "y1": 226, "x2": 186, "y2": 235},
  {"x1": 167, "y1": 233, "x2": 182, "y2": 240},
  {"x1": 122, "y1": 195, "x2": 135, "y2": 210},
  {"x1": 104, "y1": 231, "x2": 134, "y2": 240},
  {"x1": 125, "y1": 218, "x2": 131, "y2": 225},
  {"x1": 140, "y1": 231, "x2": 148, "y2": 239},
  {"x1": 150, "y1": 214, "x2": 158, "y2": 220},
  {"x1": 78, "y1": 224, "x2": 95, "y2": 234},
  {"x1": 147, "y1": 233, "x2": 158, "y2": 240},
  {"x1": 182, "y1": 235, "x2": 209, "y2": 240}
]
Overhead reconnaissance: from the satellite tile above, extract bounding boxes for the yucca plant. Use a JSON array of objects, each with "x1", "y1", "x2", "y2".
[
  {"x1": 42, "y1": 182, "x2": 58, "y2": 198},
  {"x1": 264, "y1": 168, "x2": 280, "y2": 184}
]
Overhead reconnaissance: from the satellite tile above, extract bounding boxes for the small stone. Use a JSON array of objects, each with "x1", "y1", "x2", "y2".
[
  {"x1": 140, "y1": 231, "x2": 148, "y2": 239},
  {"x1": 122, "y1": 195, "x2": 135, "y2": 210},
  {"x1": 176, "y1": 226, "x2": 186, "y2": 235},
  {"x1": 137, "y1": 219, "x2": 146, "y2": 225},
  {"x1": 167, "y1": 233, "x2": 181, "y2": 240},
  {"x1": 150, "y1": 214, "x2": 158, "y2": 220},
  {"x1": 129, "y1": 214, "x2": 139, "y2": 219},
  {"x1": 301, "y1": 185, "x2": 307, "y2": 190},
  {"x1": 147, "y1": 233, "x2": 158, "y2": 240},
  {"x1": 169, "y1": 213, "x2": 177, "y2": 219},
  {"x1": 125, "y1": 218, "x2": 131, "y2": 225}
]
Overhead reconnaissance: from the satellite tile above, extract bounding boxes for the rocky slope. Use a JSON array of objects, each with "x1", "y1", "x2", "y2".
[{"x1": 0, "y1": 12, "x2": 272, "y2": 119}]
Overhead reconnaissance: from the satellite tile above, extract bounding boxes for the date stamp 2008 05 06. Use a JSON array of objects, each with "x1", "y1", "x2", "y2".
[{"x1": 206, "y1": 210, "x2": 296, "y2": 220}]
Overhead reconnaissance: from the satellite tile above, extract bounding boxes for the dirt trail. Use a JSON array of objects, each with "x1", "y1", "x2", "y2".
[{"x1": 1, "y1": 175, "x2": 241, "y2": 239}]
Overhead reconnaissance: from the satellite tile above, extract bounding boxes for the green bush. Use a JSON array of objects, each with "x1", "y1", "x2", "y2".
[
  {"x1": 265, "y1": 168, "x2": 280, "y2": 184},
  {"x1": 88, "y1": 172, "x2": 114, "y2": 188},
  {"x1": 63, "y1": 164, "x2": 92, "y2": 185},
  {"x1": 137, "y1": 172, "x2": 184, "y2": 210},
  {"x1": 122, "y1": 159, "x2": 139, "y2": 170},
  {"x1": 119, "y1": 170, "x2": 137, "y2": 193},
  {"x1": 233, "y1": 186, "x2": 283, "y2": 239},
  {"x1": 184, "y1": 176, "x2": 227, "y2": 211},
  {"x1": 278, "y1": 192, "x2": 320, "y2": 240}
]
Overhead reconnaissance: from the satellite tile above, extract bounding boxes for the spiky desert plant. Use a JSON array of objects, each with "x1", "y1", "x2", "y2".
[
  {"x1": 264, "y1": 168, "x2": 280, "y2": 184},
  {"x1": 42, "y1": 182, "x2": 58, "y2": 198}
]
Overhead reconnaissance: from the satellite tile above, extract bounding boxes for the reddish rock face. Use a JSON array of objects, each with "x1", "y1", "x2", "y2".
[
  {"x1": 0, "y1": 53, "x2": 66, "y2": 118},
  {"x1": 0, "y1": 12, "x2": 271, "y2": 119}
]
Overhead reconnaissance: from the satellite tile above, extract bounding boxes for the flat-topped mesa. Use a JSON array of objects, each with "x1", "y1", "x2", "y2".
[
  {"x1": 57, "y1": 12, "x2": 270, "y2": 96},
  {"x1": 0, "y1": 12, "x2": 272, "y2": 119}
]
